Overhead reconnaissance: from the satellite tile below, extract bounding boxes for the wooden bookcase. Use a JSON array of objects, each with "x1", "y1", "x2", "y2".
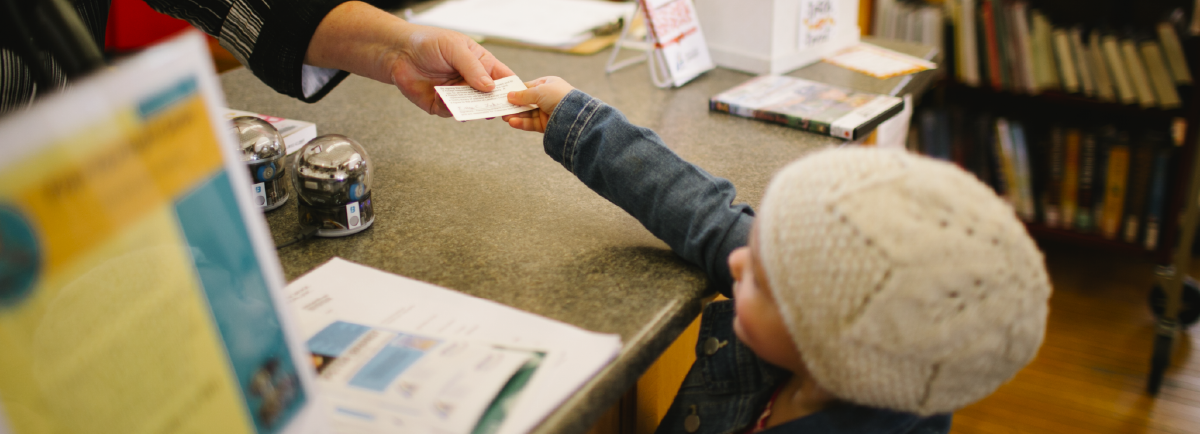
[{"x1": 899, "y1": 0, "x2": 1200, "y2": 265}]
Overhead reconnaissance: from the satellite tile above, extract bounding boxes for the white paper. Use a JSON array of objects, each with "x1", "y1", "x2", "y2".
[
  {"x1": 435, "y1": 76, "x2": 537, "y2": 121},
  {"x1": 286, "y1": 258, "x2": 623, "y2": 434},
  {"x1": 823, "y1": 43, "x2": 937, "y2": 79},
  {"x1": 309, "y1": 321, "x2": 531, "y2": 433},
  {"x1": 409, "y1": 0, "x2": 635, "y2": 48}
]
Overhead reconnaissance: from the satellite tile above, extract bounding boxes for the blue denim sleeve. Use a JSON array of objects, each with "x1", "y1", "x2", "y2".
[{"x1": 542, "y1": 90, "x2": 753, "y2": 295}]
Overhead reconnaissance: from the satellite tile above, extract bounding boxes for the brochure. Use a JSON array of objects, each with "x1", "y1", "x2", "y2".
[
  {"x1": 286, "y1": 258, "x2": 623, "y2": 434},
  {"x1": 0, "y1": 31, "x2": 324, "y2": 434}
]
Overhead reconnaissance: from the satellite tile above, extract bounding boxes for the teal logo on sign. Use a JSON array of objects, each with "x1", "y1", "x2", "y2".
[{"x1": 0, "y1": 206, "x2": 41, "y2": 307}]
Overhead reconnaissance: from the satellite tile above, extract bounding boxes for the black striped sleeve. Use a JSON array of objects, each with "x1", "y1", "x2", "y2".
[{"x1": 144, "y1": 0, "x2": 352, "y2": 102}]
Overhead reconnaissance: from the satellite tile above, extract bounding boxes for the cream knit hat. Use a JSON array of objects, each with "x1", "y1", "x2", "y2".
[{"x1": 757, "y1": 147, "x2": 1051, "y2": 416}]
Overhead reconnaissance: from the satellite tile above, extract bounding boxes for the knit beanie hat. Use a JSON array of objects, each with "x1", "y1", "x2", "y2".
[{"x1": 756, "y1": 147, "x2": 1051, "y2": 416}]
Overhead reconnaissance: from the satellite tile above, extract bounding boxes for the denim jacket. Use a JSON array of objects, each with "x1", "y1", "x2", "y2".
[{"x1": 542, "y1": 90, "x2": 953, "y2": 434}]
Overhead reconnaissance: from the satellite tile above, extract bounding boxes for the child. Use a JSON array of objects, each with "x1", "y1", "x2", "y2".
[{"x1": 503, "y1": 78, "x2": 1051, "y2": 433}]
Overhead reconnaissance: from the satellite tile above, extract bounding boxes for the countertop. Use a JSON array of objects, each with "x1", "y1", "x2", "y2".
[{"x1": 220, "y1": 36, "x2": 939, "y2": 434}]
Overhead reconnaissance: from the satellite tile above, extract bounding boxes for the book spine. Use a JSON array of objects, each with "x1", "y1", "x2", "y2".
[
  {"x1": 1093, "y1": 134, "x2": 1109, "y2": 231},
  {"x1": 1070, "y1": 27, "x2": 1096, "y2": 97},
  {"x1": 1011, "y1": 121, "x2": 1036, "y2": 221},
  {"x1": 958, "y1": 0, "x2": 980, "y2": 86},
  {"x1": 1061, "y1": 128, "x2": 1080, "y2": 229},
  {"x1": 977, "y1": 114, "x2": 1002, "y2": 194},
  {"x1": 981, "y1": 1, "x2": 1003, "y2": 90},
  {"x1": 1076, "y1": 132, "x2": 1097, "y2": 231},
  {"x1": 1103, "y1": 35, "x2": 1137, "y2": 104},
  {"x1": 1157, "y1": 22, "x2": 1193, "y2": 85},
  {"x1": 1100, "y1": 143, "x2": 1131, "y2": 239},
  {"x1": 1030, "y1": 11, "x2": 1060, "y2": 90},
  {"x1": 1053, "y1": 29, "x2": 1080, "y2": 93},
  {"x1": 1011, "y1": 1, "x2": 1038, "y2": 93},
  {"x1": 1144, "y1": 146, "x2": 1171, "y2": 250},
  {"x1": 1123, "y1": 141, "x2": 1157, "y2": 243},
  {"x1": 1121, "y1": 39, "x2": 1158, "y2": 108},
  {"x1": 1089, "y1": 32, "x2": 1116, "y2": 102},
  {"x1": 1140, "y1": 41, "x2": 1182, "y2": 109},
  {"x1": 709, "y1": 100, "x2": 834, "y2": 137},
  {"x1": 992, "y1": 1, "x2": 1013, "y2": 90},
  {"x1": 1043, "y1": 126, "x2": 1064, "y2": 227},
  {"x1": 995, "y1": 118, "x2": 1020, "y2": 207}
]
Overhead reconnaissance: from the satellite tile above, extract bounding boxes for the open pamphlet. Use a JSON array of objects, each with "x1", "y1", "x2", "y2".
[{"x1": 286, "y1": 258, "x2": 623, "y2": 434}]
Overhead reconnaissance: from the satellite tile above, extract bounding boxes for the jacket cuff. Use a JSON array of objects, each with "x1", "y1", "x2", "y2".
[
  {"x1": 543, "y1": 89, "x2": 604, "y2": 173},
  {"x1": 248, "y1": 0, "x2": 352, "y2": 102}
]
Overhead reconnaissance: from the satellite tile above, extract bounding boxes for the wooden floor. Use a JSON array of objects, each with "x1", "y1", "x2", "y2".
[{"x1": 951, "y1": 242, "x2": 1200, "y2": 434}]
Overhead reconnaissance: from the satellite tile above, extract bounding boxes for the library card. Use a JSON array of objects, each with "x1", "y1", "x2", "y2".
[
  {"x1": 823, "y1": 43, "x2": 937, "y2": 79},
  {"x1": 435, "y1": 75, "x2": 537, "y2": 121}
]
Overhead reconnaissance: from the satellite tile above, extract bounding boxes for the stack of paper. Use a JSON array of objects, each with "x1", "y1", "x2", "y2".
[
  {"x1": 409, "y1": 0, "x2": 634, "y2": 48},
  {"x1": 287, "y1": 258, "x2": 623, "y2": 434}
]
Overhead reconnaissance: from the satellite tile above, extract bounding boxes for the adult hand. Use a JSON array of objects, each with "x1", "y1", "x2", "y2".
[
  {"x1": 389, "y1": 25, "x2": 515, "y2": 117},
  {"x1": 306, "y1": 2, "x2": 515, "y2": 117}
]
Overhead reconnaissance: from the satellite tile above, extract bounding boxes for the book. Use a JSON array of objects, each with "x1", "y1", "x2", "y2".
[
  {"x1": 1100, "y1": 138, "x2": 1131, "y2": 239},
  {"x1": 977, "y1": 113, "x2": 1003, "y2": 195},
  {"x1": 1123, "y1": 139, "x2": 1157, "y2": 243},
  {"x1": 956, "y1": 0, "x2": 981, "y2": 86},
  {"x1": 1011, "y1": 121, "x2": 1036, "y2": 221},
  {"x1": 1030, "y1": 11, "x2": 1060, "y2": 91},
  {"x1": 1070, "y1": 27, "x2": 1096, "y2": 97},
  {"x1": 222, "y1": 108, "x2": 317, "y2": 155},
  {"x1": 981, "y1": 0, "x2": 1004, "y2": 90},
  {"x1": 1053, "y1": 28, "x2": 1080, "y2": 93},
  {"x1": 1156, "y1": 22, "x2": 1193, "y2": 85},
  {"x1": 1088, "y1": 31, "x2": 1117, "y2": 102},
  {"x1": 1102, "y1": 35, "x2": 1138, "y2": 105},
  {"x1": 1121, "y1": 38, "x2": 1158, "y2": 108},
  {"x1": 994, "y1": 118, "x2": 1021, "y2": 208},
  {"x1": 991, "y1": 1, "x2": 1013, "y2": 90},
  {"x1": 1043, "y1": 126, "x2": 1065, "y2": 227},
  {"x1": 1061, "y1": 128, "x2": 1081, "y2": 229},
  {"x1": 1140, "y1": 41, "x2": 1182, "y2": 109},
  {"x1": 709, "y1": 75, "x2": 904, "y2": 140},
  {"x1": 1010, "y1": 1, "x2": 1038, "y2": 94},
  {"x1": 1144, "y1": 145, "x2": 1171, "y2": 250},
  {"x1": 1076, "y1": 131, "x2": 1099, "y2": 231}
]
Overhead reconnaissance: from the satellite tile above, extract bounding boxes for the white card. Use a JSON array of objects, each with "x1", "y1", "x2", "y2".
[{"x1": 435, "y1": 76, "x2": 537, "y2": 121}]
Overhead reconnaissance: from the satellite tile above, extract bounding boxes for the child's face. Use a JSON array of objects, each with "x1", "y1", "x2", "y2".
[{"x1": 729, "y1": 223, "x2": 804, "y2": 373}]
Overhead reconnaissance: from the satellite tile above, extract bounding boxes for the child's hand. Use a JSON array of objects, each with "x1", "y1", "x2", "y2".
[{"x1": 503, "y1": 76, "x2": 575, "y2": 133}]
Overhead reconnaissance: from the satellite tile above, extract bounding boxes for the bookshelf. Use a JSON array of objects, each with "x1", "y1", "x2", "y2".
[
  {"x1": 879, "y1": 0, "x2": 1200, "y2": 265},
  {"x1": 874, "y1": 0, "x2": 1200, "y2": 396}
]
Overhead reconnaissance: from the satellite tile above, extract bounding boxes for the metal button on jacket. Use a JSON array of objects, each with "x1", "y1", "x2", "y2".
[
  {"x1": 703, "y1": 337, "x2": 727, "y2": 356},
  {"x1": 684, "y1": 405, "x2": 700, "y2": 433}
]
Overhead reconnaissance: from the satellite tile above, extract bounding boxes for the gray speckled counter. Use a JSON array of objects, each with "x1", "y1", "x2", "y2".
[{"x1": 221, "y1": 37, "x2": 937, "y2": 434}]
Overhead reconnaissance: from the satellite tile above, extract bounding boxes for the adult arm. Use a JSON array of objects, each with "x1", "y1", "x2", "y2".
[
  {"x1": 144, "y1": 0, "x2": 352, "y2": 102},
  {"x1": 542, "y1": 90, "x2": 753, "y2": 295},
  {"x1": 145, "y1": 1, "x2": 513, "y2": 114}
]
